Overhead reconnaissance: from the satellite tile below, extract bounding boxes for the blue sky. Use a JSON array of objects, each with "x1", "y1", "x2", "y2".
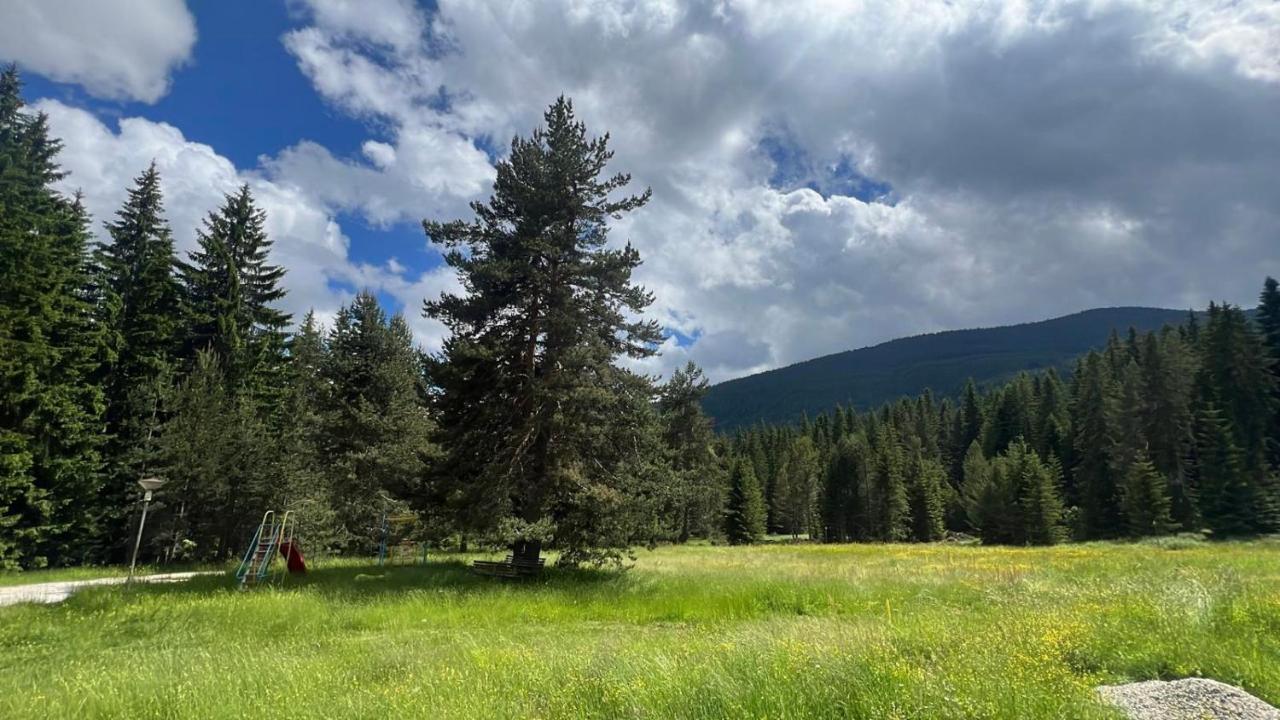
[{"x1": 3, "y1": 0, "x2": 1278, "y2": 381}]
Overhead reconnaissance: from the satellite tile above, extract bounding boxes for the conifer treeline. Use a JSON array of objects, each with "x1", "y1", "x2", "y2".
[
  {"x1": 0, "y1": 69, "x2": 444, "y2": 567},
  {"x1": 723, "y1": 300, "x2": 1280, "y2": 545},
  {"x1": 1, "y1": 73, "x2": 725, "y2": 568}
]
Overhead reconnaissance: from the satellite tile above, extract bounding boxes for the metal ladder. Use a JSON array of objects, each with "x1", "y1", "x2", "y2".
[{"x1": 236, "y1": 511, "x2": 294, "y2": 589}]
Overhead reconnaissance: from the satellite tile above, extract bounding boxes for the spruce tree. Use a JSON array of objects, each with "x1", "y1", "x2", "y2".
[
  {"x1": 1010, "y1": 441, "x2": 1066, "y2": 545},
  {"x1": 983, "y1": 375, "x2": 1033, "y2": 457},
  {"x1": 871, "y1": 425, "x2": 909, "y2": 541},
  {"x1": 275, "y1": 311, "x2": 344, "y2": 551},
  {"x1": 1256, "y1": 277, "x2": 1280, "y2": 470},
  {"x1": 1071, "y1": 352, "x2": 1121, "y2": 538},
  {"x1": 1196, "y1": 303, "x2": 1279, "y2": 531},
  {"x1": 776, "y1": 436, "x2": 820, "y2": 538},
  {"x1": 0, "y1": 68, "x2": 104, "y2": 566},
  {"x1": 178, "y1": 185, "x2": 289, "y2": 398},
  {"x1": 422, "y1": 98, "x2": 663, "y2": 566},
  {"x1": 657, "y1": 362, "x2": 724, "y2": 541},
  {"x1": 155, "y1": 350, "x2": 267, "y2": 559},
  {"x1": 1198, "y1": 304, "x2": 1274, "y2": 468},
  {"x1": 1033, "y1": 369, "x2": 1070, "y2": 464},
  {"x1": 823, "y1": 434, "x2": 868, "y2": 541},
  {"x1": 1139, "y1": 330, "x2": 1196, "y2": 527},
  {"x1": 960, "y1": 441, "x2": 992, "y2": 535},
  {"x1": 93, "y1": 163, "x2": 182, "y2": 559},
  {"x1": 323, "y1": 292, "x2": 435, "y2": 552},
  {"x1": 1192, "y1": 402, "x2": 1252, "y2": 536},
  {"x1": 724, "y1": 458, "x2": 766, "y2": 544},
  {"x1": 906, "y1": 447, "x2": 946, "y2": 542},
  {"x1": 1120, "y1": 455, "x2": 1175, "y2": 537}
]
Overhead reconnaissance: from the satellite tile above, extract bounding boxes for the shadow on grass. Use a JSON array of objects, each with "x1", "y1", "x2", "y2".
[{"x1": 111, "y1": 558, "x2": 627, "y2": 604}]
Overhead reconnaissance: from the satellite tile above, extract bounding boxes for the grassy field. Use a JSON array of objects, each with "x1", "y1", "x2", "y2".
[{"x1": 1, "y1": 541, "x2": 1277, "y2": 719}]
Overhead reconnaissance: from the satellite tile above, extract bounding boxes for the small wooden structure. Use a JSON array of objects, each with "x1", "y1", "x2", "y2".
[{"x1": 473, "y1": 554, "x2": 545, "y2": 578}]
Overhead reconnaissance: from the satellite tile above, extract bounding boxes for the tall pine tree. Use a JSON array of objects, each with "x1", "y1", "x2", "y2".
[
  {"x1": 422, "y1": 98, "x2": 663, "y2": 566},
  {"x1": 177, "y1": 184, "x2": 289, "y2": 399},
  {"x1": 92, "y1": 163, "x2": 182, "y2": 560},
  {"x1": 724, "y1": 458, "x2": 766, "y2": 545},
  {"x1": 0, "y1": 67, "x2": 104, "y2": 567}
]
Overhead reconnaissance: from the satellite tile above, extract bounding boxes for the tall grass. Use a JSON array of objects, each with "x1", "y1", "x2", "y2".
[{"x1": 1, "y1": 542, "x2": 1277, "y2": 719}]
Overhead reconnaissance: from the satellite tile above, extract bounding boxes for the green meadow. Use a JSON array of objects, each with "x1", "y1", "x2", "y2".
[{"x1": 2, "y1": 541, "x2": 1278, "y2": 719}]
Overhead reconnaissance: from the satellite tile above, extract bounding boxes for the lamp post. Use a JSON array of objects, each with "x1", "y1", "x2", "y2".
[{"x1": 128, "y1": 476, "x2": 166, "y2": 582}]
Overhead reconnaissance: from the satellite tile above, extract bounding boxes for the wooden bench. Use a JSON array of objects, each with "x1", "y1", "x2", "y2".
[{"x1": 473, "y1": 554, "x2": 545, "y2": 578}]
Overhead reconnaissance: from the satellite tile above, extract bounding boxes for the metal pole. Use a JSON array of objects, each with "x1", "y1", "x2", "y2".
[{"x1": 128, "y1": 490, "x2": 153, "y2": 583}]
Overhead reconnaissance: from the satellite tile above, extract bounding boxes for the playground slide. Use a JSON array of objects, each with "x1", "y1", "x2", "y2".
[{"x1": 279, "y1": 540, "x2": 307, "y2": 573}]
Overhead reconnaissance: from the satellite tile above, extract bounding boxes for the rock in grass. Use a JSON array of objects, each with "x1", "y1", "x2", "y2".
[{"x1": 1098, "y1": 679, "x2": 1280, "y2": 720}]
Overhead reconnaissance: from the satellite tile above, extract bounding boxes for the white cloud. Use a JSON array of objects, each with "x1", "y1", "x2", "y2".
[
  {"x1": 0, "y1": 0, "x2": 196, "y2": 103},
  {"x1": 272, "y1": 0, "x2": 1280, "y2": 383},
  {"x1": 29, "y1": 0, "x2": 1279, "y2": 386}
]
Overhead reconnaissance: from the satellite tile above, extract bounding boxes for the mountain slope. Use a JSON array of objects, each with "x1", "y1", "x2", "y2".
[{"x1": 702, "y1": 307, "x2": 1191, "y2": 432}]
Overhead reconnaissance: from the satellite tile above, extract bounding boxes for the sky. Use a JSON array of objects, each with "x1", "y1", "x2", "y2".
[{"x1": 2, "y1": 0, "x2": 1278, "y2": 383}]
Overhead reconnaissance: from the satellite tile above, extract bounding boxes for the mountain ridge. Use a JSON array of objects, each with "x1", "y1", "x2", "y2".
[{"x1": 702, "y1": 306, "x2": 1193, "y2": 432}]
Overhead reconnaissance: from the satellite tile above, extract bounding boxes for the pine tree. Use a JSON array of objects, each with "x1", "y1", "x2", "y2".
[
  {"x1": 274, "y1": 311, "x2": 344, "y2": 552},
  {"x1": 155, "y1": 350, "x2": 267, "y2": 559},
  {"x1": 1120, "y1": 455, "x2": 1175, "y2": 537},
  {"x1": 1257, "y1": 277, "x2": 1280, "y2": 470},
  {"x1": 823, "y1": 434, "x2": 869, "y2": 541},
  {"x1": 1196, "y1": 303, "x2": 1279, "y2": 531},
  {"x1": 657, "y1": 362, "x2": 725, "y2": 541},
  {"x1": 422, "y1": 98, "x2": 663, "y2": 566},
  {"x1": 1192, "y1": 402, "x2": 1252, "y2": 536},
  {"x1": 1139, "y1": 330, "x2": 1196, "y2": 527},
  {"x1": 177, "y1": 185, "x2": 289, "y2": 399},
  {"x1": 323, "y1": 292, "x2": 435, "y2": 552},
  {"x1": 92, "y1": 163, "x2": 183, "y2": 559},
  {"x1": 1072, "y1": 352, "x2": 1121, "y2": 538},
  {"x1": 0, "y1": 67, "x2": 105, "y2": 567},
  {"x1": 906, "y1": 446, "x2": 946, "y2": 542},
  {"x1": 871, "y1": 425, "x2": 909, "y2": 541},
  {"x1": 1010, "y1": 441, "x2": 1066, "y2": 545},
  {"x1": 724, "y1": 458, "x2": 766, "y2": 544},
  {"x1": 775, "y1": 436, "x2": 820, "y2": 538}
]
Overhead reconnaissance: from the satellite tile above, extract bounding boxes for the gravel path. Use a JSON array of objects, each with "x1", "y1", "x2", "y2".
[
  {"x1": 1099, "y1": 679, "x2": 1280, "y2": 720},
  {"x1": 0, "y1": 571, "x2": 221, "y2": 607}
]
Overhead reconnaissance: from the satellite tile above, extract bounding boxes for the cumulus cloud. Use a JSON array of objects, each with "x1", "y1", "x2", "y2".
[
  {"x1": 273, "y1": 0, "x2": 1280, "y2": 382},
  {"x1": 31, "y1": 0, "x2": 1275, "y2": 381},
  {"x1": 0, "y1": 0, "x2": 196, "y2": 103}
]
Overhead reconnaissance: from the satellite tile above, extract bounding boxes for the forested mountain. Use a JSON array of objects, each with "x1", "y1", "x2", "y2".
[{"x1": 702, "y1": 307, "x2": 1193, "y2": 431}]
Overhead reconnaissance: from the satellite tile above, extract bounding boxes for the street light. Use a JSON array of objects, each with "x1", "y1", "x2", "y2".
[{"x1": 128, "y1": 476, "x2": 167, "y2": 582}]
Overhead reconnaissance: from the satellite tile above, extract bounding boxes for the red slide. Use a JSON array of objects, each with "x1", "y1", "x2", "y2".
[{"x1": 279, "y1": 540, "x2": 308, "y2": 574}]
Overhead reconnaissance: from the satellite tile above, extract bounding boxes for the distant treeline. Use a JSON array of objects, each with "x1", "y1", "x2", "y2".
[{"x1": 722, "y1": 294, "x2": 1280, "y2": 545}]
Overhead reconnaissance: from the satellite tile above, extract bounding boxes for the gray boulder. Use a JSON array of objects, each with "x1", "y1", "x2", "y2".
[{"x1": 1098, "y1": 679, "x2": 1279, "y2": 720}]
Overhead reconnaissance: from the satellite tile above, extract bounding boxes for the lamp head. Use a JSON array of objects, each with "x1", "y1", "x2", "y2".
[{"x1": 137, "y1": 477, "x2": 166, "y2": 493}]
